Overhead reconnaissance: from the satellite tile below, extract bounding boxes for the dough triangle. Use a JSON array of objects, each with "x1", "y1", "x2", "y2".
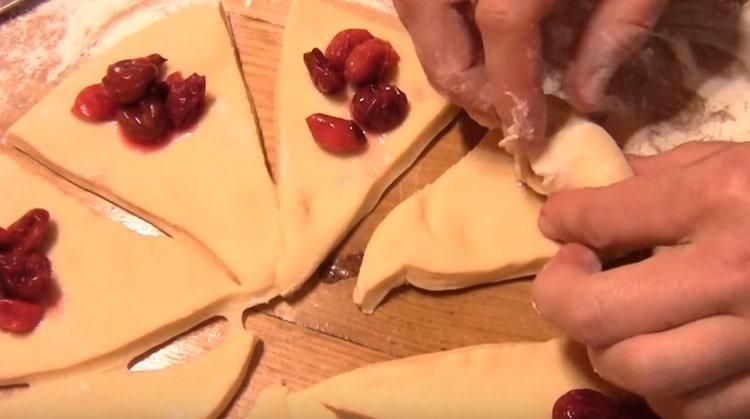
[
  {"x1": 0, "y1": 329, "x2": 256, "y2": 418},
  {"x1": 273, "y1": 0, "x2": 458, "y2": 294},
  {"x1": 3, "y1": 3, "x2": 281, "y2": 300},
  {"x1": 0, "y1": 150, "x2": 237, "y2": 384},
  {"x1": 249, "y1": 339, "x2": 615, "y2": 418},
  {"x1": 355, "y1": 107, "x2": 633, "y2": 312}
]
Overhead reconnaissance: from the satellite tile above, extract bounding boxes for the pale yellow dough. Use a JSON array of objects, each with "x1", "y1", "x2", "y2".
[
  {"x1": 0, "y1": 330, "x2": 256, "y2": 419},
  {"x1": 274, "y1": 0, "x2": 458, "y2": 295},
  {"x1": 520, "y1": 99, "x2": 634, "y2": 195},
  {"x1": 248, "y1": 339, "x2": 616, "y2": 418},
  {"x1": 0, "y1": 151, "x2": 239, "y2": 384},
  {"x1": 355, "y1": 106, "x2": 633, "y2": 312},
  {"x1": 4, "y1": 3, "x2": 281, "y2": 298}
]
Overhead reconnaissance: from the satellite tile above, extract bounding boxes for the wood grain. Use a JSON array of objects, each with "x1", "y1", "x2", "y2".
[{"x1": 0, "y1": 0, "x2": 558, "y2": 416}]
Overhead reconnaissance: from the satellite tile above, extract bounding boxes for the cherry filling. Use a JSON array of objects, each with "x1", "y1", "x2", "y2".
[
  {"x1": 552, "y1": 389, "x2": 662, "y2": 419},
  {"x1": 351, "y1": 84, "x2": 408, "y2": 132},
  {"x1": 103, "y1": 54, "x2": 166, "y2": 105},
  {"x1": 306, "y1": 113, "x2": 366, "y2": 154},
  {"x1": 166, "y1": 72, "x2": 207, "y2": 129},
  {"x1": 303, "y1": 29, "x2": 409, "y2": 155},
  {"x1": 304, "y1": 48, "x2": 346, "y2": 95},
  {"x1": 72, "y1": 54, "x2": 207, "y2": 148},
  {"x1": 325, "y1": 29, "x2": 374, "y2": 72},
  {"x1": 0, "y1": 209, "x2": 56, "y2": 335},
  {"x1": 71, "y1": 84, "x2": 118, "y2": 122},
  {"x1": 344, "y1": 38, "x2": 400, "y2": 85}
]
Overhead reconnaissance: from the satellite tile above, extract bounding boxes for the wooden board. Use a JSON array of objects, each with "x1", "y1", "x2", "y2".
[{"x1": 0, "y1": 1, "x2": 560, "y2": 416}]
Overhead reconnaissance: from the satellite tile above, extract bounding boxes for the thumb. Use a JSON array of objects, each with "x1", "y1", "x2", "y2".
[{"x1": 532, "y1": 243, "x2": 602, "y2": 319}]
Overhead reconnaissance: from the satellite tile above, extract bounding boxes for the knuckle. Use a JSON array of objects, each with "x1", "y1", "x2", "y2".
[
  {"x1": 708, "y1": 238, "x2": 750, "y2": 295},
  {"x1": 475, "y1": 0, "x2": 549, "y2": 31}
]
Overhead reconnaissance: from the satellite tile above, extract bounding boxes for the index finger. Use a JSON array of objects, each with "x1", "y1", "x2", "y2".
[
  {"x1": 474, "y1": 0, "x2": 554, "y2": 146},
  {"x1": 394, "y1": 0, "x2": 501, "y2": 127}
]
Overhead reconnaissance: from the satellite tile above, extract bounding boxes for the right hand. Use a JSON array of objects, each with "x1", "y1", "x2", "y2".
[{"x1": 393, "y1": 0, "x2": 668, "y2": 146}]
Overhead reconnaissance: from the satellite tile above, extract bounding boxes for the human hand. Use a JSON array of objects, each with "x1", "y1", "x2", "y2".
[
  {"x1": 533, "y1": 141, "x2": 750, "y2": 418},
  {"x1": 393, "y1": 0, "x2": 667, "y2": 145}
]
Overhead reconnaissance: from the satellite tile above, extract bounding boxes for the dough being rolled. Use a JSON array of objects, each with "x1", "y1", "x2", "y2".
[
  {"x1": 248, "y1": 339, "x2": 616, "y2": 418},
  {"x1": 354, "y1": 102, "x2": 632, "y2": 312},
  {"x1": 519, "y1": 98, "x2": 633, "y2": 195}
]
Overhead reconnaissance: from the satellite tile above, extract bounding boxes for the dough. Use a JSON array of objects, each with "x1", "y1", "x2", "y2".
[
  {"x1": 0, "y1": 329, "x2": 256, "y2": 418},
  {"x1": 248, "y1": 339, "x2": 616, "y2": 418},
  {"x1": 355, "y1": 105, "x2": 632, "y2": 312},
  {"x1": 274, "y1": 0, "x2": 458, "y2": 295},
  {"x1": 520, "y1": 99, "x2": 634, "y2": 195},
  {"x1": 3, "y1": 3, "x2": 281, "y2": 300},
  {"x1": 0, "y1": 150, "x2": 238, "y2": 384}
]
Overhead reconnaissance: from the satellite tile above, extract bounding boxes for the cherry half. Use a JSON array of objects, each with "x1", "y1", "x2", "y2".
[
  {"x1": 116, "y1": 94, "x2": 169, "y2": 143},
  {"x1": 71, "y1": 84, "x2": 118, "y2": 122},
  {"x1": 303, "y1": 48, "x2": 345, "y2": 95},
  {"x1": 166, "y1": 72, "x2": 206, "y2": 129},
  {"x1": 306, "y1": 113, "x2": 367, "y2": 154},
  {"x1": 102, "y1": 54, "x2": 166, "y2": 105},
  {"x1": 351, "y1": 84, "x2": 408, "y2": 132},
  {"x1": 553, "y1": 389, "x2": 619, "y2": 419},
  {"x1": 325, "y1": 28, "x2": 374, "y2": 72},
  {"x1": 0, "y1": 299, "x2": 44, "y2": 334},
  {"x1": 344, "y1": 38, "x2": 400, "y2": 85}
]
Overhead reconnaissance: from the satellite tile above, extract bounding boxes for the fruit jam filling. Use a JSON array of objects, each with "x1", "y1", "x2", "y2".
[
  {"x1": 72, "y1": 54, "x2": 207, "y2": 148},
  {"x1": 0, "y1": 209, "x2": 57, "y2": 334},
  {"x1": 303, "y1": 28, "x2": 409, "y2": 155}
]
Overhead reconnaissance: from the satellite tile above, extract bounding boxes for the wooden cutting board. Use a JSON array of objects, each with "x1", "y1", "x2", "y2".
[{"x1": 0, "y1": 0, "x2": 560, "y2": 416}]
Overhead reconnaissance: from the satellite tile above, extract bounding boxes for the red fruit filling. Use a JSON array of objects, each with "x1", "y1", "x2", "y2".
[
  {"x1": 0, "y1": 254, "x2": 51, "y2": 303},
  {"x1": 344, "y1": 38, "x2": 400, "y2": 85},
  {"x1": 102, "y1": 54, "x2": 166, "y2": 105},
  {"x1": 553, "y1": 389, "x2": 619, "y2": 419},
  {"x1": 303, "y1": 48, "x2": 345, "y2": 95},
  {"x1": 6, "y1": 208, "x2": 50, "y2": 255},
  {"x1": 351, "y1": 84, "x2": 408, "y2": 132},
  {"x1": 303, "y1": 29, "x2": 406, "y2": 150},
  {"x1": 0, "y1": 299, "x2": 44, "y2": 335},
  {"x1": 325, "y1": 29, "x2": 374, "y2": 72},
  {"x1": 0, "y1": 209, "x2": 56, "y2": 335},
  {"x1": 166, "y1": 72, "x2": 207, "y2": 129},
  {"x1": 117, "y1": 94, "x2": 169, "y2": 143},
  {"x1": 71, "y1": 84, "x2": 118, "y2": 122},
  {"x1": 306, "y1": 113, "x2": 367, "y2": 154},
  {"x1": 74, "y1": 54, "x2": 207, "y2": 147}
]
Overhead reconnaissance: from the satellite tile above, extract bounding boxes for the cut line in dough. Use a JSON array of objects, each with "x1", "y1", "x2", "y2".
[
  {"x1": 0, "y1": 329, "x2": 256, "y2": 419},
  {"x1": 0, "y1": 149, "x2": 240, "y2": 385},
  {"x1": 3, "y1": 2, "x2": 282, "y2": 300},
  {"x1": 273, "y1": 0, "x2": 458, "y2": 296}
]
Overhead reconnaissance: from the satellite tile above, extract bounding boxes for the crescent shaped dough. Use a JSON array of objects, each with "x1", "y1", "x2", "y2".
[
  {"x1": 0, "y1": 330, "x2": 256, "y2": 418},
  {"x1": 273, "y1": 0, "x2": 457, "y2": 295},
  {"x1": 355, "y1": 103, "x2": 633, "y2": 312},
  {"x1": 248, "y1": 339, "x2": 616, "y2": 418}
]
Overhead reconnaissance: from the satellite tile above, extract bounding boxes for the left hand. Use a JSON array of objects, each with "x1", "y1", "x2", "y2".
[{"x1": 533, "y1": 141, "x2": 750, "y2": 418}]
